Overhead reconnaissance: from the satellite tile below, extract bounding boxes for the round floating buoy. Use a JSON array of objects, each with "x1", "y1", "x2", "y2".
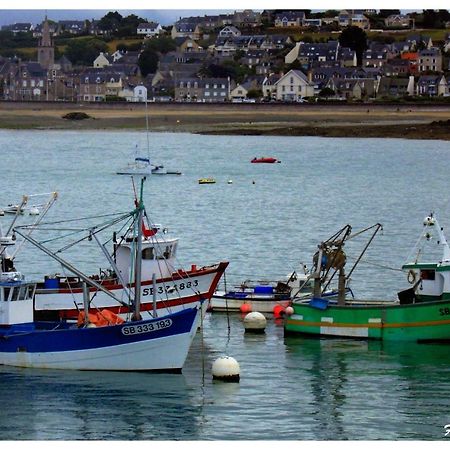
[
  {"x1": 228, "y1": 179, "x2": 233, "y2": 184},
  {"x1": 252, "y1": 180, "x2": 256, "y2": 185},
  {"x1": 29, "y1": 207, "x2": 40, "y2": 216},
  {"x1": 243, "y1": 311, "x2": 266, "y2": 333},
  {"x1": 240, "y1": 303, "x2": 252, "y2": 313},
  {"x1": 285, "y1": 306, "x2": 294, "y2": 316},
  {"x1": 212, "y1": 356, "x2": 240, "y2": 382},
  {"x1": 273, "y1": 304, "x2": 285, "y2": 318}
]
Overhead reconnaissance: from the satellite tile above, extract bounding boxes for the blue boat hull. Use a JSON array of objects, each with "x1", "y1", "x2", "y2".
[{"x1": 0, "y1": 307, "x2": 200, "y2": 371}]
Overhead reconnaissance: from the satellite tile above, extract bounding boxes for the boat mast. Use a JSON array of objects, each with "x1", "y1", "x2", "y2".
[{"x1": 131, "y1": 176, "x2": 145, "y2": 321}]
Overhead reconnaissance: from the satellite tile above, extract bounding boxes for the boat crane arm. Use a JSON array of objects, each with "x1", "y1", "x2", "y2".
[
  {"x1": 5, "y1": 196, "x2": 28, "y2": 236},
  {"x1": 13, "y1": 228, "x2": 127, "y2": 306},
  {"x1": 11, "y1": 192, "x2": 58, "y2": 260}
]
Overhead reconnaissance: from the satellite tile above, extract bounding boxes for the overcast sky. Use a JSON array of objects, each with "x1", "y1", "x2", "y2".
[{"x1": 0, "y1": 10, "x2": 233, "y2": 26}]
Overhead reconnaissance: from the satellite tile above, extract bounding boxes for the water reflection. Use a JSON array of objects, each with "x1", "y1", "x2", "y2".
[
  {"x1": 284, "y1": 336, "x2": 450, "y2": 440},
  {"x1": 0, "y1": 367, "x2": 201, "y2": 440}
]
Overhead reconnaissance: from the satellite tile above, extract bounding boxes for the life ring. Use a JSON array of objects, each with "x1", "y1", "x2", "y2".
[{"x1": 407, "y1": 270, "x2": 416, "y2": 284}]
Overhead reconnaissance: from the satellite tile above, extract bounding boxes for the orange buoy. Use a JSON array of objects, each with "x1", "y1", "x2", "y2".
[
  {"x1": 240, "y1": 303, "x2": 252, "y2": 313},
  {"x1": 273, "y1": 305, "x2": 285, "y2": 318}
]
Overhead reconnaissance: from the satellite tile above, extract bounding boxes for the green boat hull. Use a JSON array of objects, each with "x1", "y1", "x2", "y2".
[{"x1": 284, "y1": 299, "x2": 450, "y2": 342}]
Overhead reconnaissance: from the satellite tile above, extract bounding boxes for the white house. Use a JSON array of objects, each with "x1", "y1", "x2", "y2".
[
  {"x1": 218, "y1": 25, "x2": 241, "y2": 38},
  {"x1": 133, "y1": 85, "x2": 148, "y2": 102},
  {"x1": 119, "y1": 85, "x2": 148, "y2": 102},
  {"x1": 137, "y1": 22, "x2": 162, "y2": 37},
  {"x1": 274, "y1": 69, "x2": 315, "y2": 101},
  {"x1": 93, "y1": 52, "x2": 113, "y2": 68}
]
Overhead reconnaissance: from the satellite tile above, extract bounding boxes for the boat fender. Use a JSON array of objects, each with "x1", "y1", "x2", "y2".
[
  {"x1": 407, "y1": 270, "x2": 416, "y2": 284},
  {"x1": 273, "y1": 305, "x2": 285, "y2": 318}
]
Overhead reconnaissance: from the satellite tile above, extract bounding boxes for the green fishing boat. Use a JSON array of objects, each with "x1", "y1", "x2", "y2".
[{"x1": 284, "y1": 215, "x2": 450, "y2": 342}]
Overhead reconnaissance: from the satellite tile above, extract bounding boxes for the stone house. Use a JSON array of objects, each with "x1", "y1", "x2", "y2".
[
  {"x1": 338, "y1": 10, "x2": 370, "y2": 30},
  {"x1": 174, "y1": 77, "x2": 230, "y2": 102},
  {"x1": 78, "y1": 72, "x2": 108, "y2": 101},
  {"x1": 418, "y1": 48, "x2": 442, "y2": 73},
  {"x1": 274, "y1": 11, "x2": 305, "y2": 27},
  {"x1": 362, "y1": 49, "x2": 389, "y2": 69},
  {"x1": 171, "y1": 23, "x2": 202, "y2": 40}
]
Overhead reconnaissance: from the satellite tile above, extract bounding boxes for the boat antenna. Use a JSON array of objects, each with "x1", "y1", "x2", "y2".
[{"x1": 145, "y1": 97, "x2": 150, "y2": 158}]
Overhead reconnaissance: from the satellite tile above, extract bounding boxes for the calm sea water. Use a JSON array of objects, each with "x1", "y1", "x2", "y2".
[{"x1": 1, "y1": 130, "x2": 450, "y2": 440}]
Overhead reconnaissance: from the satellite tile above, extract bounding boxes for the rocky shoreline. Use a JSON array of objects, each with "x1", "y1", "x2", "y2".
[{"x1": 198, "y1": 119, "x2": 450, "y2": 140}]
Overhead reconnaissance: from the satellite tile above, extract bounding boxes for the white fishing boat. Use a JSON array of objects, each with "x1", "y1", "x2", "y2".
[
  {"x1": 0, "y1": 180, "x2": 201, "y2": 371},
  {"x1": 2, "y1": 185, "x2": 227, "y2": 322}
]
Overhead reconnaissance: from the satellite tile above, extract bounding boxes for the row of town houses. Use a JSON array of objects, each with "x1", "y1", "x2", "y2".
[
  {"x1": 1, "y1": 17, "x2": 450, "y2": 103},
  {"x1": 4, "y1": 9, "x2": 442, "y2": 38}
]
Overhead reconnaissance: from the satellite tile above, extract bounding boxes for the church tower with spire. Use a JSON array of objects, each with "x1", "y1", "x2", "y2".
[{"x1": 38, "y1": 16, "x2": 54, "y2": 70}]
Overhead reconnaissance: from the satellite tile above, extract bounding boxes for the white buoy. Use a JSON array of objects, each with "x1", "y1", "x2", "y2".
[
  {"x1": 212, "y1": 356, "x2": 240, "y2": 382},
  {"x1": 285, "y1": 306, "x2": 294, "y2": 316},
  {"x1": 243, "y1": 311, "x2": 267, "y2": 333},
  {"x1": 228, "y1": 179, "x2": 233, "y2": 184},
  {"x1": 29, "y1": 206, "x2": 40, "y2": 215}
]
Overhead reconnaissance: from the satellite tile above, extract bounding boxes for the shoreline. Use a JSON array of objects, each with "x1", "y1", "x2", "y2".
[{"x1": 0, "y1": 103, "x2": 449, "y2": 140}]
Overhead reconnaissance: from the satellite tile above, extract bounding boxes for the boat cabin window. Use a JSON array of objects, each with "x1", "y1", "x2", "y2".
[
  {"x1": 420, "y1": 269, "x2": 435, "y2": 280},
  {"x1": 142, "y1": 247, "x2": 154, "y2": 260},
  {"x1": 1, "y1": 284, "x2": 35, "y2": 302},
  {"x1": 156, "y1": 245, "x2": 172, "y2": 260},
  {"x1": 2, "y1": 286, "x2": 19, "y2": 302}
]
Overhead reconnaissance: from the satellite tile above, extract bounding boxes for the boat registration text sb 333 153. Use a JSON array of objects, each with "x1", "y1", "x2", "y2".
[{"x1": 121, "y1": 319, "x2": 173, "y2": 336}]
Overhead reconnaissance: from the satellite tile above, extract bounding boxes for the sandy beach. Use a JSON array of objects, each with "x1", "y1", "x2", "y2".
[{"x1": 0, "y1": 102, "x2": 449, "y2": 140}]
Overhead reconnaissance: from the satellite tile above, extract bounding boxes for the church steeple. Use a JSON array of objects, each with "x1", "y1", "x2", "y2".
[{"x1": 38, "y1": 16, "x2": 54, "y2": 70}]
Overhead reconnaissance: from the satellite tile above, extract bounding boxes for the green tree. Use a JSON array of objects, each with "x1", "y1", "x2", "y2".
[
  {"x1": 138, "y1": 48, "x2": 159, "y2": 77},
  {"x1": 65, "y1": 38, "x2": 108, "y2": 66},
  {"x1": 339, "y1": 26, "x2": 368, "y2": 66},
  {"x1": 144, "y1": 36, "x2": 177, "y2": 54},
  {"x1": 98, "y1": 11, "x2": 123, "y2": 33}
]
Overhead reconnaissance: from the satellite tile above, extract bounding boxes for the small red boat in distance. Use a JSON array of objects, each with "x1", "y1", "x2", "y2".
[{"x1": 251, "y1": 157, "x2": 280, "y2": 163}]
